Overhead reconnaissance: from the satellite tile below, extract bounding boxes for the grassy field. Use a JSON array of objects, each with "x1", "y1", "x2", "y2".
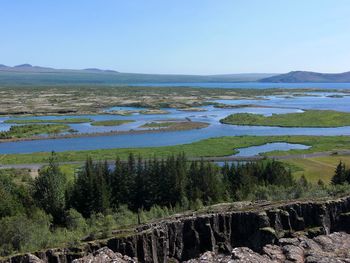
[
  {"x1": 4, "y1": 118, "x2": 92, "y2": 124},
  {"x1": 220, "y1": 110, "x2": 350, "y2": 127},
  {"x1": 90, "y1": 120, "x2": 134, "y2": 126},
  {"x1": 282, "y1": 155, "x2": 350, "y2": 184},
  {"x1": 0, "y1": 124, "x2": 70, "y2": 139},
  {"x1": 1, "y1": 135, "x2": 350, "y2": 165}
]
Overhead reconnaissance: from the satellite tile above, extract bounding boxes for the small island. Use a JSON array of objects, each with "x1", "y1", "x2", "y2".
[
  {"x1": 0, "y1": 124, "x2": 70, "y2": 139},
  {"x1": 141, "y1": 121, "x2": 209, "y2": 130},
  {"x1": 220, "y1": 110, "x2": 350, "y2": 127},
  {"x1": 139, "y1": 109, "x2": 169, "y2": 115},
  {"x1": 4, "y1": 118, "x2": 92, "y2": 124},
  {"x1": 90, "y1": 120, "x2": 135, "y2": 126}
]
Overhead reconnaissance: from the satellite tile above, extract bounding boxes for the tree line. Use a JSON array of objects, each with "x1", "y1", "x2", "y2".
[
  {"x1": 34, "y1": 152, "x2": 295, "y2": 222},
  {"x1": 2, "y1": 152, "x2": 350, "y2": 256}
]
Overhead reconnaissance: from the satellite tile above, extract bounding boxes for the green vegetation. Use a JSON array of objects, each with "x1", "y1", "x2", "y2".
[
  {"x1": 142, "y1": 121, "x2": 208, "y2": 130},
  {"x1": 142, "y1": 122, "x2": 176, "y2": 128},
  {"x1": 1, "y1": 135, "x2": 350, "y2": 165},
  {"x1": 90, "y1": 120, "x2": 134, "y2": 126},
  {"x1": 139, "y1": 109, "x2": 169, "y2": 115},
  {"x1": 33, "y1": 155, "x2": 67, "y2": 224},
  {"x1": 1, "y1": 152, "x2": 350, "y2": 257},
  {"x1": 4, "y1": 118, "x2": 92, "y2": 124},
  {"x1": 0, "y1": 124, "x2": 70, "y2": 139},
  {"x1": 282, "y1": 155, "x2": 350, "y2": 184},
  {"x1": 330, "y1": 161, "x2": 350, "y2": 187},
  {"x1": 220, "y1": 110, "x2": 350, "y2": 127},
  {"x1": 178, "y1": 107, "x2": 206, "y2": 112}
]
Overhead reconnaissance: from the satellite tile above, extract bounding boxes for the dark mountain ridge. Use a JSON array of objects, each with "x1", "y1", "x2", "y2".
[
  {"x1": 1, "y1": 64, "x2": 350, "y2": 84},
  {"x1": 260, "y1": 70, "x2": 350, "y2": 83},
  {"x1": 0, "y1": 64, "x2": 275, "y2": 85}
]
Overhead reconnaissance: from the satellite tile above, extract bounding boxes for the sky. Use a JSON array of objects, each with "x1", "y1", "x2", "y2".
[{"x1": 1, "y1": 0, "x2": 350, "y2": 74}]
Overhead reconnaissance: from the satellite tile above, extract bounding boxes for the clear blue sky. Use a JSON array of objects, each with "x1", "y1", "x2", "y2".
[{"x1": 1, "y1": 0, "x2": 349, "y2": 74}]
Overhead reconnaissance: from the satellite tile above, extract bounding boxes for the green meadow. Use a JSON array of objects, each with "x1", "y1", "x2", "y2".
[
  {"x1": 1, "y1": 135, "x2": 350, "y2": 165},
  {"x1": 221, "y1": 110, "x2": 350, "y2": 127}
]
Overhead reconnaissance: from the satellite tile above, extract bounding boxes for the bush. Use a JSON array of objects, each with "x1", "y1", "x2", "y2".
[
  {"x1": 65, "y1": 208, "x2": 87, "y2": 232},
  {"x1": 191, "y1": 199, "x2": 203, "y2": 211},
  {"x1": 0, "y1": 210, "x2": 52, "y2": 256},
  {"x1": 113, "y1": 205, "x2": 137, "y2": 227}
]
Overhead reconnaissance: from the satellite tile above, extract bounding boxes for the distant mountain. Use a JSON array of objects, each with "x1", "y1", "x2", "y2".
[
  {"x1": 0, "y1": 64, "x2": 276, "y2": 85},
  {"x1": 14, "y1": 64, "x2": 35, "y2": 68},
  {"x1": 0, "y1": 64, "x2": 58, "y2": 72},
  {"x1": 83, "y1": 68, "x2": 119, "y2": 73},
  {"x1": 260, "y1": 71, "x2": 350, "y2": 83}
]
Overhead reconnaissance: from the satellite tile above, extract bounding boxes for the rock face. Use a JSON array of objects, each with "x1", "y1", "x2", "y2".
[
  {"x1": 72, "y1": 247, "x2": 137, "y2": 263},
  {"x1": 4, "y1": 196, "x2": 350, "y2": 263},
  {"x1": 185, "y1": 232, "x2": 350, "y2": 263},
  {"x1": 9, "y1": 254, "x2": 45, "y2": 263}
]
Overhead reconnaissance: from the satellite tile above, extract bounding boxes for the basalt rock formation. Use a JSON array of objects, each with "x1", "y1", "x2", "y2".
[
  {"x1": 185, "y1": 232, "x2": 350, "y2": 262},
  {"x1": 72, "y1": 247, "x2": 137, "y2": 263},
  {"x1": 4, "y1": 196, "x2": 350, "y2": 263}
]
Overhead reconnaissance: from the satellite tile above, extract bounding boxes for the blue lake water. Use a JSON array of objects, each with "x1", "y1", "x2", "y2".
[
  {"x1": 0, "y1": 92, "x2": 350, "y2": 154},
  {"x1": 234, "y1": 143, "x2": 310, "y2": 157},
  {"x1": 130, "y1": 82, "x2": 350, "y2": 89},
  {"x1": 214, "y1": 93, "x2": 350, "y2": 112}
]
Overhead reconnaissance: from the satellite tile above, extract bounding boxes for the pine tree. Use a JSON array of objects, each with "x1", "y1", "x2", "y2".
[
  {"x1": 133, "y1": 155, "x2": 145, "y2": 210},
  {"x1": 94, "y1": 161, "x2": 111, "y2": 214},
  {"x1": 332, "y1": 161, "x2": 346, "y2": 185},
  {"x1": 70, "y1": 157, "x2": 95, "y2": 217},
  {"x1": 174, "y1": 153, "x2": 187, "y2": 205},
  {"x1": 125, "y1": 153, "x2": 136, "y2": 206}
]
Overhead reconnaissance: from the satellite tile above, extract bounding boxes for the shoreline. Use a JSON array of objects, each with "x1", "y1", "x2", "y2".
[{"x1": 0, "y1": 121, "x2": 209, "y2": 144}]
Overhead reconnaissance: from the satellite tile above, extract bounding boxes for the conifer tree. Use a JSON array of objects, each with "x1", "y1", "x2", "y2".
[
  {"x1": 332, "y1": 161, "x2": 346, "y2": 185},
  {"x1": 70, "y1": 157, "x2": 95, "y2": 217},
  {"x1": 94, "y1": 161, "x2": 111, "y2": 214}
]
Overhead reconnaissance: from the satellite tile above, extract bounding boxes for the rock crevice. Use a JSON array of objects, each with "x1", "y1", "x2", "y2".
[{"x1": 4, "y1": 196, "x2": 350, "y2": 262}]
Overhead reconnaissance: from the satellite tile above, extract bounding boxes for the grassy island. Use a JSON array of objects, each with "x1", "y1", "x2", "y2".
[
  {"x1": 0, "y1": 124, "x2": 70, "y2": 139},
  {"x1": 141, "y1": 122, "x2": 176, "y2": 128},
  {"x1": 141, "y1": 121, "x2": 208, "y2": 130},
  {"x1": 90, "y1": 120, "x2": 134, "y2": 126},
  {"x1": 139, "y1": 109, "x2": 169, "y2": 115},
  {"x1": 4, "y1": 118, "x2": 92, "y2": 124},
  {"x1": 220, "y1": 110, "x2": 350, "y2": 127}
]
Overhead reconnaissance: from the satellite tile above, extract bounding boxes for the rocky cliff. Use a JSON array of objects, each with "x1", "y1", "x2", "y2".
[
  {"x1": 185, "y1": 232, "x2": 350, "y2": 262},
  {"x1": 69, "y1": 232, "x2": 350, "y2": 263},
  {"x1": 4, "y1": 196, "x2": 350, "y2": 263}
]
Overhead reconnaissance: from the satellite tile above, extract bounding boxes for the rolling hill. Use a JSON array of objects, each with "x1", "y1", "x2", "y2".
[
  {"x1": 0, "y1": 64, "x2": 275, "y2": 85},
  {"x1": 260, "y1": 71, "x2": 350, "y2": 83}
]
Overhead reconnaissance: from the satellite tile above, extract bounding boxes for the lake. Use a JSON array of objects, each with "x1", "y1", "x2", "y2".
[
  {"x1": 234, "y1": 142, "x2": 310, "y2": 157},
  {"x1": 0, "y1": 92, "x2": 349, "y2": 154},
  {"x1": 129, "y1": 82, "x2": 350, "y2": 89}
]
